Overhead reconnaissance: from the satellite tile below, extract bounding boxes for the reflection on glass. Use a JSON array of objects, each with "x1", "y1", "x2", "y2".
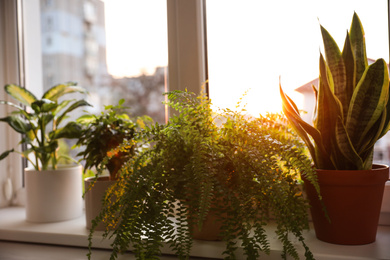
[{"x1": 40, "y1": 0, "x2": 168, "y2": 124}]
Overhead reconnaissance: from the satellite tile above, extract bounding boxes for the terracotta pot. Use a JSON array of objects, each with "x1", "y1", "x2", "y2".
[
  {"x1": 192, "y1": 210, "x2": 224, "y2": 241},
  {"x1": 304, "y1": 164, "x2": 389, "y2": 245},
  {"x1": 25, "y1": 165, "x2": 83, "y2": 223},
  {"x1": 84, "y1": 176, "x2": 116, "y2": 230}
]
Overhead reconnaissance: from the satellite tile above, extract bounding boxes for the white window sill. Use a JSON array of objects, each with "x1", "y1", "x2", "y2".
[{"x1": 0, "y1": 206, "x2": 389, "y2": 260}]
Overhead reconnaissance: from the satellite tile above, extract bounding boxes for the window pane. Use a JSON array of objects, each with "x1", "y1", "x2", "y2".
[
  {"x1": 206, "y1": 0, "x2": 388, "y2": 116},
  {"x1": 40, "y1": 0, "x2": 168, "y2": 123}
]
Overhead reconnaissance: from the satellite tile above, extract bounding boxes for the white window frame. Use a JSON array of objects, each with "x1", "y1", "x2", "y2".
[
  {"x1": 0, "y1": 1, "x2": 389, "y2": 258},
  {"x1": 1, "y1": 0, "x2": 206, "y2": 207},
  {"x1": 0, "y1": 0, "x2": 42, "y2": 207}
]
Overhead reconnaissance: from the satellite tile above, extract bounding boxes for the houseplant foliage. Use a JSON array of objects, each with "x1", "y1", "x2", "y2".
[
  {"x1": 88, "y1": 90, "x2": 318, "y2": 260},
  {"x1": 280, "y1": 12, "x2": 390, "y2": 171},
  {"x1": 0, "y1": 82, "x2": 90, "y2": 170},
  {"x1": 279, "y1": 12, "x2": 390, "y2": 245},
  {"x1": 75, "y1": 99, "x2": 145, "y2": 181}
]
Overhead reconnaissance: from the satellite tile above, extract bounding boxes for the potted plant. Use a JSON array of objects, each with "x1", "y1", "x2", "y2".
[
  {"x1": 87, "y1": 90, "x2": 318, "y2": 260},
  {"x1": 280, "y1": 12, "x2": 389, "y2": 245},
  {"x1": 75, "y1": 99, "x2": 147, "y2": 230},
  {"x1": 0, "y1": 82, "x2": 90, "y2": 222}
]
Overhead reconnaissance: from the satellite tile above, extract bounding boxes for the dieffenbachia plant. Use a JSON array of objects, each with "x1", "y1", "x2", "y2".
[
  {"x1": 280, "y1": 12, "x2": 390, "y2": 170},
  {"x1": 0, "y1": 82, "x2": 91, "y2": 171}
]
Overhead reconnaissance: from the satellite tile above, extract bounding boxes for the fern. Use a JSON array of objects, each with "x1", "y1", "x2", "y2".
[{"x1": 87, "y1": 90, "x2": 320, "y2": 260}]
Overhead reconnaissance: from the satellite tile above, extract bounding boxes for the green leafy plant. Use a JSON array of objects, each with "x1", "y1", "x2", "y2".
[
  {"x1": 280, "y1": 12, "x2": 390, "y2": 170},
  {"x1": 87, "y1": 90, "x2": 318, "y2": 260},
  {"x1": 0, "y1": 82, "x2": 90, "y2": 171},
  {"x1": 75, "y1": 99, "x2": 146, "y2": 181}
]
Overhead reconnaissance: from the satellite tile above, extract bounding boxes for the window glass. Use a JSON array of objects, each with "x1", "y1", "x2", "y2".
[
  {"x1": 40, "y1": 0, "x2": 168, "y2": 123},
  {"x1": 206, "y1": 0, "x2": 388, "y2": 116}
]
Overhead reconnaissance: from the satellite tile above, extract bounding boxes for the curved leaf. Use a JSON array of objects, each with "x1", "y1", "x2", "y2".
[
  {"x1": 50, "y1": 121, "x2": 82, "y2": 139},
  {"x1": 5, "y1": 84, "x2": 37, "y2": 107},
  {"x1": 346, "y1": 59, "x2": 389, "y2": 150},
  {"x1": 56, "y1": 100, "x2": 91, "y2": 127},
  {"x1": 0, "y1": 116, "x2": 32, "y2": 134},
  {"x1": 0, "y1": 149, "x2": 14, "y2": 160},
  {"x1": 334, "y1": 116, "x2": 363, "y2": 169},
  {"x1": 31, "y1": 99, "x2": 57, "y2": 113},
  {"x1": 42, "y1": 82, "x2": 87, "y2": 101},
  {"x1": 316, "y1": 54, "x2": 344, "y2": 152}
]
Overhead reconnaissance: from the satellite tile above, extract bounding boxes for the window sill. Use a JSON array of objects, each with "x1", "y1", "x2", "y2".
[{"x1": 0, "y1": 206, "x2": 389, "y2": 259}]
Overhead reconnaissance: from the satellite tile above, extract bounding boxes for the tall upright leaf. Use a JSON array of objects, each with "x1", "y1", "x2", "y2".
[
  {"x1": 346, "y1": 59, "x2": 389, "y2": 151},
  {"x1": 340, "y1": 32, "x2": 355, "y2": 121},
  {"x1": 349, "y1": 12, "x2": 367, "y2": 86}
]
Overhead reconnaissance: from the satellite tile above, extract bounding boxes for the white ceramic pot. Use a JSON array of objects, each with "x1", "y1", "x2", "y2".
[
  {"x1": 25, "y1": 165, "x2": 83, "y2": 223},
  {"x1": 84, "y1": 176, "x2": 116, "y2": 230}
]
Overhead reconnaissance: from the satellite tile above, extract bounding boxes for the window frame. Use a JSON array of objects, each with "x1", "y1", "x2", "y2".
[{"x1": 1, "y1": 0, "x2": 390, "y2": 207}]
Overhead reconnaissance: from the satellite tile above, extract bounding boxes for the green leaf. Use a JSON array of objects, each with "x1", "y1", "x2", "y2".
[
  {"x1": 0, "y1": 100, "x2": 25, "y2": 111},
  {"x1": 346, "y1": 59, "x2": 389, "y2": 151},
  {"x1": 349, "y1": 12, "x2": 367, "y2": 85},
  {"x1": 0, "y1": 116, "x2": 32, "y2": 134},
  {"x1": 340, "y1": 32, "x2": 355, "y2": 121},
  {"x1": 76, "y1": 114, "x2": 96, "y2": 124},
  {"x1": 378, "y1": 91, "x2": 390, "y2": 139},
  {"x1": 50, "y1": 121, "x2": 82, "y2": 139},
  {"x1": 280, "y1": 85, "x2": 325, "y2": 167},
  {"x1": 0, "y1": 149, "x2": 14, "y2": 160},
  {"x1": 320, "y1": 24, "x2": 342, "y2": 80},
  {"x1": 42, "y1": 82, "x2": 87, "y2": 101},
  {"x1": 31, "y1": 99, "x2": 57, "y2": 113},
  {"x1": 334, "y1": 116, "x2": 363, "y2": 169},
  {"x1": 315, "y1": 54, "x2": 344, "y2": 168},
  {"x1": 56, "y1": 100, "x2": 91, "y2": 127},
  {"x1": 4, "y1": 84, "x2": 37, "y2": 107}
]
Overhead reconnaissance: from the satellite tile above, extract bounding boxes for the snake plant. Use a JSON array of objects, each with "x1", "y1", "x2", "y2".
[
  {"x1": 280, "y1": 12, "x2": 390, "y2": 170},
  {"x1": 0, "y1": 82, "x2": 91, "y2": 171}
]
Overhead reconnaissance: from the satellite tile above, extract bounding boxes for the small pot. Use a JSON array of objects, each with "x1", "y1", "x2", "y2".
[
  {"x1": 304, "y1": 164, "x2": 389, "y2": 245},
  {"x1": 84, "y1": 176, "x2": 116, "y2": 230},
  {"x1": 25, "y1": 165, "x2": 83, "y2": 223},
  {"x1": 192, "y1": 210, "x2": 224, "y2": 241}
]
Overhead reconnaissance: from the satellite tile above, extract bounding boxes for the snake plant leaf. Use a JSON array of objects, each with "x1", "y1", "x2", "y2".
[
  {"x1": 334, "y1": 116, "x2": 363, "y2": 169},
  {"x1": 280, "y1": 85, "x2": 327, "y2": 167},
  {"x1": 4, "y1": 84, "x2": 37, "y2": 107},
  {"x1": 340, "y1": 32, "x2": 355, "y2": 121},
  {"x1": 42, "y1": 82, "x2": 87, "y2": 102},
  {"x1": 316, "y1": 55, "x2": 344, "y2": 154},
  {"x1": 346, "y1": 59, "x2": 389, "y2": 151},
  {"x1": 0, "y1": 149, "x2": 14, "y2": 160},
  {"x1": 358, "y1": 108, "x2": 387, "y2": 158},
  {"x1": 378, "y1": 92, "x2": 390, "y2": 139},
  {"x1": 321, "y1": 25, "x2": 346, "y2": 95},
  {"x1": 0, "y1": 116, "x2": 32, "y2": 134},
  {"x1": 349, "y1": 12, "x2": 368, "y2": 86}
]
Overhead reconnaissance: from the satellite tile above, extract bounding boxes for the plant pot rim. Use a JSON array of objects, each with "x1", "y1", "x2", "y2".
[
  {"x1": 314, "y1": 164, "x2": 389, "y2": 187},
  {"x1": 316, "y1": 163, "x2": 389, "y2": 173},
  {"x1": 85, "y1": 176, "x2": 116, "y2": 183},
  {"x1": 25, "y1": 164, "x2": 82, "y2": 172}
]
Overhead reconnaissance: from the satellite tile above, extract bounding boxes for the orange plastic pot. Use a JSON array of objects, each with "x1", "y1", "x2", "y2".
[{"x1": 304, "y1": 164, "x2": 389, "y2": 245}]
